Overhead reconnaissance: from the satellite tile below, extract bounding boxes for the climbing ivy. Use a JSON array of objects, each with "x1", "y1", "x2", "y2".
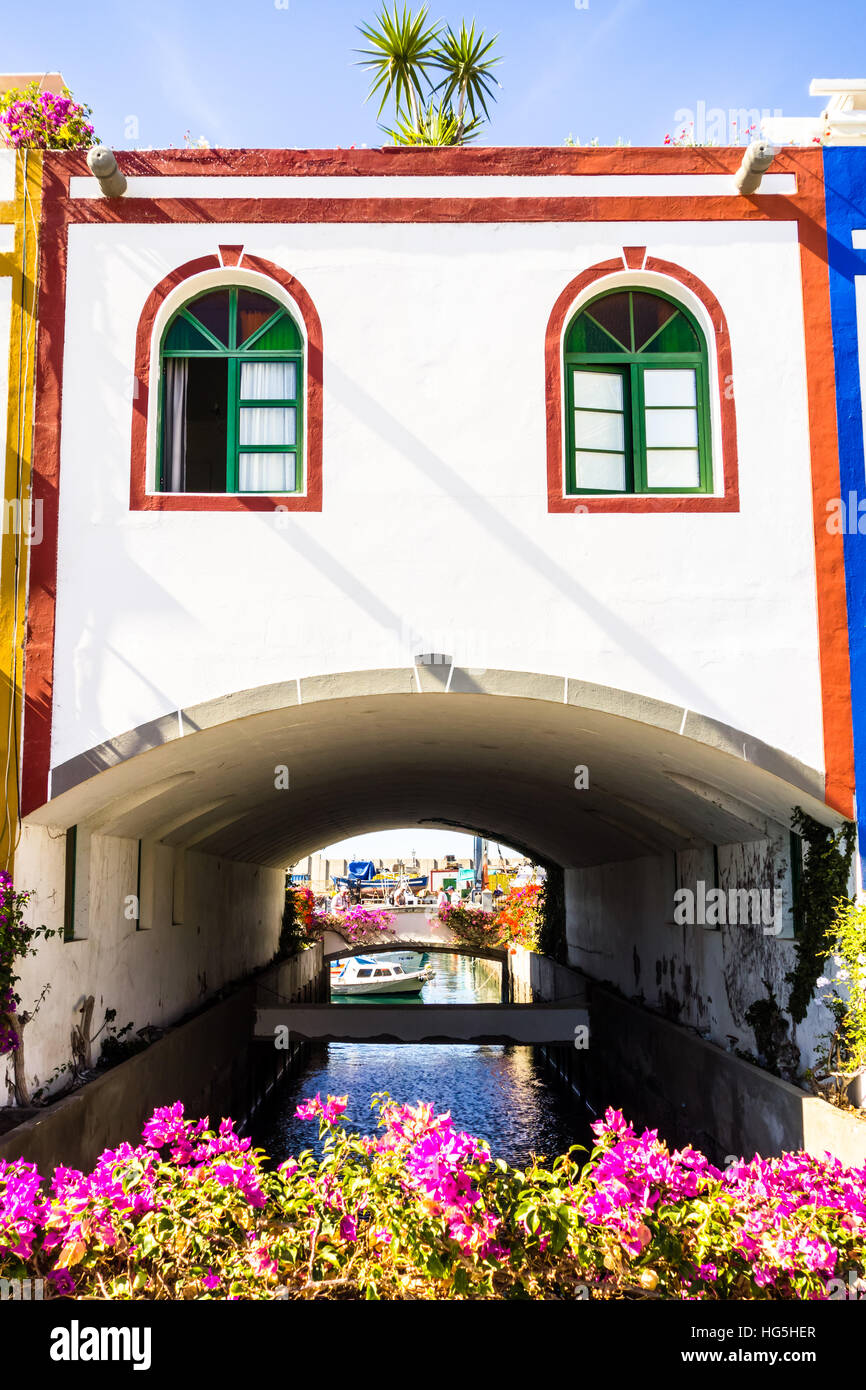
[
  {"x1": 786, "y1": 808, "x2": 855, "y2": 1023},
  {"x1": 538, "y1": 861, "x2": 567, "y2": 963},
  {"x1": 744, "y1": 981, "x2": 800, "y2": 1081}
]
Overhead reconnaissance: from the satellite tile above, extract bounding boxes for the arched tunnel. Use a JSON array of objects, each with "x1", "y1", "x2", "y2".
[
  {"x1": 10, "y1": 667, "x2": 847, "y2": 1165},
  {"x1": 33, "y1": 667, "x2": 832, "y2": 867}
]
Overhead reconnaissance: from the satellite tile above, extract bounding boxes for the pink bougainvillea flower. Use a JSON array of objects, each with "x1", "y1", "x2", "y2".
[
  {"x1": 322, "y1": 1095, "x2": 348, "y2": 1125},
  {"x1": 295, "y1": 1095, "x2": 322, "y2": 1121}
]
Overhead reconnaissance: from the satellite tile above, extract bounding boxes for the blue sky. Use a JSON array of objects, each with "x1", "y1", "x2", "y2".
[
  {"x1": 310, "y1": 828, "x2": 523, "y2": 861},
  {"x1": 4, "y1": 0, "x2": 865, "y2": 150}
]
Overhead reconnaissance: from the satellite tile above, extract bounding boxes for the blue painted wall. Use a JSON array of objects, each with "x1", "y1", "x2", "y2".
[{"x1": 824, "y1": 147, "x2": 866, "y2": 865}]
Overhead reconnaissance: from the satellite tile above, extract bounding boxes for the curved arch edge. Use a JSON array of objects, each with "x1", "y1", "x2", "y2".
[
  {"x1": 40, "y1": 666, "x2": 826, "y2": 814},
  {"x1": 129, "y1": 250, "x2": 323, "y2": 512},
  {"x1": 545, "y1": 252, "x2": 740, "y2": 513}
]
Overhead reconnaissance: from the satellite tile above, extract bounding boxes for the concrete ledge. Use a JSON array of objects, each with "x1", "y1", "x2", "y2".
[
  {"x1": 255, "y1": 1001, "x2": 589, "y2": 1044},
  {"x1": 0, "y1": 946, "x2": 324, "y2": 1174},
  {"x1": 0, "y1": 988, "x2": 255, "y2": 1174},
  {"x1": 582, "y1": 982, "x2": 866, "y2": 1166}
]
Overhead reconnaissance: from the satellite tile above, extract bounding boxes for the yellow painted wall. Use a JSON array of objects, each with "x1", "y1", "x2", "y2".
[{"x1": 0, "y1": 150, "x2": 41, "y2": 875}]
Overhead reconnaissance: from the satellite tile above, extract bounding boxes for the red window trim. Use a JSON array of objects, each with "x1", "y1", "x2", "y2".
[
  {"x1": 129, "y1": 249, "x2": 323, "y2": 512},
  {"x1": 545, "y1": 251, "x2": 740, "y2": 513}
]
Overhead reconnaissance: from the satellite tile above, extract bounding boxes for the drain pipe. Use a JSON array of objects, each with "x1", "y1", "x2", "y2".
[
  {"x1": 86, "y1": 146, "x2": 127, "y2": 197},
  {"x1": 734, "y1": 140, "x2": 776, "y2": 195}
]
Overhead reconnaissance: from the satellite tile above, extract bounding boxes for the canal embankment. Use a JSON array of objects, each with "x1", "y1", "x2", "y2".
[
  {"x1": 505, "y1": 949, "x2": 866, "y2": 1166},
  {"x1": 0, "y1": 944, "x2": 324, "y2": 1173}
]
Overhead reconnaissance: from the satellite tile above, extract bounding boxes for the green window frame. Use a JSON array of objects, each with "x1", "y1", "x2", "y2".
[
  {"x1": 158, "y1": 285, "x2": 304, "y2": 495},
  {"x1": 564, "y1": 287, "x2": 713, "y2": 496}
]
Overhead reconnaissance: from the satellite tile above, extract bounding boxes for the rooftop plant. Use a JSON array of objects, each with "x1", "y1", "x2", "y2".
[
  {"x1": 356, "y1": 6, "x2": 501, "y2": 146},
  {"x1": 0, "y1": 82, "x2": 96, "y2": 150}
]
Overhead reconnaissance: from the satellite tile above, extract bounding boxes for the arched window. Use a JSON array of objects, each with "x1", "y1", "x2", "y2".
[
  {"x1": 564, "y1": 288, "x2": 712, "y2": 495},
  {"x1": 159, "y1": 285, "x2": 304, "y2": 494}
]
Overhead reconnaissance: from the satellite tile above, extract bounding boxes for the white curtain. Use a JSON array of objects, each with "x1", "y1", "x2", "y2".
[
  {"x1": 239, "y1": 408, "x2": 296, "y2": 447},
  {"x1": 240, "y1": 361, "x2": 296, "y2": 400},
  {"x1": 239, "y1": 453, "x2": 295, "y2": 491},
  {"x1": 163, "y1": 359, "x2": 188, "y2": 492}
]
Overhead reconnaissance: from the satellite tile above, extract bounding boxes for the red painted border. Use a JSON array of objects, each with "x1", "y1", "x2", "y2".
[
  {"x1": 545, "y1": 255, "x2": 740, "y2": 514},
  {"x1": 20, "y1": 146, "x2": 854, "y2": 824},
  {"x1": 129, "y1": 253, "x2": 323, "y2": 512}
]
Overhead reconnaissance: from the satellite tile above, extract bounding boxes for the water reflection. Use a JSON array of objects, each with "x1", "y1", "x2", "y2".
[{"x1": 254, "y1": 954, "x2": 593, "y2": 1167}]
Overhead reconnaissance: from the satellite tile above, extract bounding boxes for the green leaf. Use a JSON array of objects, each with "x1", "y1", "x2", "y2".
[{"x1": 355, "y1": 5, "x2": 442, "y2": 120}]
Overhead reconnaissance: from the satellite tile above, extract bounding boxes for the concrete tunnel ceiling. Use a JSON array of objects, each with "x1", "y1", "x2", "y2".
[{"x1": 31, "y1": 670, "x2": 840, "y2": 870}]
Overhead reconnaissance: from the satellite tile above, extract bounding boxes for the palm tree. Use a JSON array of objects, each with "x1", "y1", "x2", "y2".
[
  {"x1": 356, "y1": 7, "x2": 502, "y2": 145},
  {"x1": 356, "y1": 4, "x2": 443, "y2": 129},
  {"x1": 431, "y1": 20, "x2": 501, "y2": 142}
]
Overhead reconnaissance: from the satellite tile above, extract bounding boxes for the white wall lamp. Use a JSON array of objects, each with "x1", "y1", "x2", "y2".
[
  {"x1": 86, "y1": 146, "x2": 127, "y2": 197},
  {"x1": 734, "y1": 140, "x2": 776, "y2": 195}
]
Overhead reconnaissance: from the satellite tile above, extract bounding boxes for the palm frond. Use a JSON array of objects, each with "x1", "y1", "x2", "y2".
[
  {"x1": 430, "y1": 19, "x2": 502, "y2": 121},
  {"x1": 382, "y1": 98, "x2": 483, "y2": 147},
  {"x1": 355, "y1": 4, "x2": 443, "y2": 119}
]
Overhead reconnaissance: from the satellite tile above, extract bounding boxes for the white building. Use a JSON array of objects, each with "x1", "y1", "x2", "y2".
[{"x1": 10, "y1": 143, "x2": 853, "y2": 1092}]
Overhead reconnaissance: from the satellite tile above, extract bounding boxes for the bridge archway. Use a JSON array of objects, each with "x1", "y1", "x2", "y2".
[
  {"x1": 322, "y1": 941, "x2": 506, "y2": 966},
  {"x1": 17, "y1": 666, "x2": 844, "y2": 1088},
  {"x1": 31, "y1": 665, "x2": 835, "y2": 870}
]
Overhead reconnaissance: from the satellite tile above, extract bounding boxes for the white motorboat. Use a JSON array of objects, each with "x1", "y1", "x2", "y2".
[
  {"x1": 379, "y1": 950, "x2": 425, "y2": 971},
  {"x1": 331, "y1": 957, "x2": 434, "y2": 996}
]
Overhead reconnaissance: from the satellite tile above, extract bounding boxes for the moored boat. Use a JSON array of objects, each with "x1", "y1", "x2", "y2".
[{"x1": 331, "y1": 957, "x2": 434, "y2": 996}]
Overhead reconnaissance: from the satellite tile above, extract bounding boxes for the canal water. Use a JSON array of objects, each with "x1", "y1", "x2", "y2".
[{"x1": 253, "y1": 952, "x2": 595, "y2": 1168}]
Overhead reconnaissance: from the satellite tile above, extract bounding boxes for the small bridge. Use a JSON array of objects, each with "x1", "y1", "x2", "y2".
[
  {"x1": 255, "y1": 938, "x2": 590, "y2": 1043},
  {"x1": 254, "y1": 1000, "x2": 589, "y2": 1045},
  {"x1": 321, "y1": 940, "x2": 506, "y2": 966}
]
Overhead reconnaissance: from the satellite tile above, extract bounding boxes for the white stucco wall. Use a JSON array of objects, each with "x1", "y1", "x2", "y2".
[
  {"x1": 565, "y1": 835, "x2": 832, "y2": 1067},
  {"x1": 8, "y1": 823, "x2": 284, "y2": 1096},
  {"x1": 50, "y1": 209, "x2": 822, "y2": 774}
]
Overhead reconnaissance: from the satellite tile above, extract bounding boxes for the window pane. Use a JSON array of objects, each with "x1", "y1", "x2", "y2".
[
  {"x1": 645, "y1": 409, "x2": 698, "y2": 448},
  {"x1": 239, "y1": 452, "x2": 297, "y2": 492},
  {"x1": 186, "y1": 291, "x2": 230, "y2": 345},
  {"x1": 645, "y1": 449, "x2": 700, "y2": 488},
  {"x1": 632, "y1": 292, "x2": 677, "y2": 351},
  {"x1": 574, "y1": 409, "x2": 624, "y2": 451},
  {"x1": 643, "y1": 314, "x2": 700, "y2": 354},
  {"x1": 566, "y1": 313, "x2": 625, "y2": 354},
  {"x1": 643, "y1": 368, "x2": 696, "y2": 407},
  {"x1": 173, "y1": 357, "x2": 228, "y2": 493},
  {"x1": 240, "y1": 361, "x2": 297, "y2": 400},
  {"x1": 165, "y1": 315, "x2": 214, "y2": 352},
  {"x1": 246, "y1": 314, "x2": 302, "y2": 352},
  {"x1": 573, "y1": 370, "x2": 623, "y2": 410},
  {"x1": 574, "y1": 451, "x2": 626, "y2": 491},
  {"x1": 239, "y1": 407, "x2": 296, "y2": 446},
  {"x1": 585, "y1": 292, "x2": 631, "y2": 350},
  {"x1": 237, "y1": 290, "x2": 280, "y2": 345}
]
